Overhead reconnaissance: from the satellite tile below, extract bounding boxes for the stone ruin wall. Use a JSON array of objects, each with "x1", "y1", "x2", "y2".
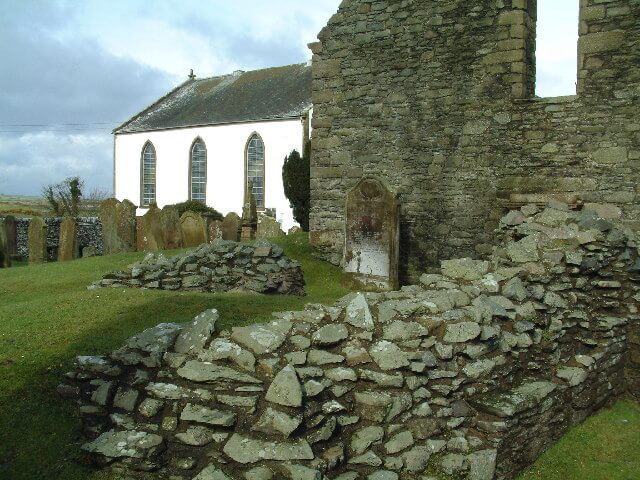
[
  {"x1": 60, "y1": 204, "x2": 640, "y2": 480},
  {"x1": 90, "y1": 240, "x2": 305, "y2": 296},
  {"x1": 309, "y1": 0, "x2": 640, "y2": 282}
]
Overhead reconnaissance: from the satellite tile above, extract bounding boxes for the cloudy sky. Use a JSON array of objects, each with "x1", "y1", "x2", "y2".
[{"x1": 0, "y1": 0, "x2": 578, "y2": 197}]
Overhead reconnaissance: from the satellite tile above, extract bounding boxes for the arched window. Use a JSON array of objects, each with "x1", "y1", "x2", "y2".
[
  {"x1": 141, "y1": 141, "x2": 156, "y2": 207},
  {"x1": 190, "y1": 138, "x2": 207, "y2": 203},
  {"x1": 246, "y1": 133, "x2": 265, "y2": 210}
]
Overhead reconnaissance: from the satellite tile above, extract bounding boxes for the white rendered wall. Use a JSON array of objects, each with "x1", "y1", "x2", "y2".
[{"x1": 114, "y1": 118, "x2": 305, "y2": 231}]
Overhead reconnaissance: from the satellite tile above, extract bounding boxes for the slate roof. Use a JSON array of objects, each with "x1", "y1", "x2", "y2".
[{"x1": 114, "y1": 63, "x2": 312, "y2": 134}]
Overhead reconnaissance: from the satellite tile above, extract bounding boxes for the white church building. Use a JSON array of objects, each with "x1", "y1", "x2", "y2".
[{"x1": 113, "y1": 63, "x2": 312, "y2": 230}]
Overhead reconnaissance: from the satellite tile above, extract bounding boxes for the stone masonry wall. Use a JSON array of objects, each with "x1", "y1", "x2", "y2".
[
  {"x1": 90, "y1": 240, "x2": 305, "y2": 296},
  {"x1": 309, "y1": 0, "x2": 640, "y2": 282},
  {"x1": 60, "y1": 204, "x2": 640, "y2": 480},
  {"x1": 14, "y1": 217, "x2": 103, "y2": 259}
]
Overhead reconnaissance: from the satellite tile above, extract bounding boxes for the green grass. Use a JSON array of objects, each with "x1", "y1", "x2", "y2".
[
  {"x1": 0, "y1": 233, "x2": 350, "y2": 480},
  {"x1": 0, "y1": 233, "x2": 639, "y2": 480},
  {"x1": 518, "y1": 400, "x2": 640, "y2": 480}
]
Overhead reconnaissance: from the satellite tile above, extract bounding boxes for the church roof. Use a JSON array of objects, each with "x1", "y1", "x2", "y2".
[{"x1": 114, "y1": 63, "x2": 312, "y2": 134}]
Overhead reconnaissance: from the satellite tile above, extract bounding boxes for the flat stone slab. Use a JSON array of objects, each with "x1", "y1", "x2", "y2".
[
  {"x1": 177, "y1": 360, "x2": 262, "y2": 384},
  {"x1": 222, "y1": 434, "x2": 314, "y2": 464},
  {"x1": 181, "y1": 403, "x2": 236, "y2": 426},
  {"x1": 231, "y1": 320, "x2": 293, "y2": 354},
  {"x1": 471, "y1": 381, "x2": 557, "y2": 418},
  {"x1": 82, "y1": 430, "x2": 164, "y2": 459}
]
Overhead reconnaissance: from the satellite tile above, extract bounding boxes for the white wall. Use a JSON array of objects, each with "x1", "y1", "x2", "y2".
[{"x1": 114, "y1": 118, "x2": 305, "y2": 231}]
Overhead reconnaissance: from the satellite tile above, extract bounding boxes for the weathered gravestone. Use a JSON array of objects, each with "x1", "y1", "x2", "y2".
[
  {"x1": 256, "y1": 213, "x2": 285, "y2": 239},
  {"x1": 208, "y1": 220, "x2": 223, "y2": 242},
  {"x1": 0, "y1": 220, "x2": 11, "y2": 268},
  {"x1": 28, "y1": 216, "x2": 48, "y2": 264},
  {"x1": 3, "y1": 215, "x2": 17, "y2": 256},
  {"x1": 99, "y1": 198, "x2": 136, "y2": 254},
  {"x1": 221, "y1": 212, "x2": 240, "y2": 241},
  {"x1": 82, "y1": 245, "x2": 97, "y2": 258},
  {"x1": 160, "y1": 206, "x2": 183, "y2": 249},
  {"x1": 180, "y1": 211, "x2": 207, "y2": 248},
  {"x1": 343, "y1": 177, "x2": 400, "y2": 291},
  {"x1": 58, "y1": 216, "x2": 78, "y2": 261},
  {"x1": 136, "y1": 205, "x2": 164, "y2": 252},
  {"x1": 241, "y1": 182, "x2": 258, "y2": 241}
]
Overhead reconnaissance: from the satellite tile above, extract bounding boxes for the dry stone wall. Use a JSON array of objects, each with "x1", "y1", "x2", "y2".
[
  {"x1": 62, "y1": 204, "x2": 640, "y2": 480},
  {"x1": 90, "y1": 240, "x2": 305, "y2": 296},
  {"x1": 309, "y1": 0, "x2": 640, "y2": 281}
]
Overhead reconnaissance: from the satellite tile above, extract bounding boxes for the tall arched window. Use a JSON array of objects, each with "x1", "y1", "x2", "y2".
[
  {"x1": 141, "y1": 141, "x2": 156, "y2": 207},
  {"x1": 190, "y1": 138, "x2": 207, "y2": 203},
  {"x1": 246, "y1": 133, "x2": 265, "y2": 210}
]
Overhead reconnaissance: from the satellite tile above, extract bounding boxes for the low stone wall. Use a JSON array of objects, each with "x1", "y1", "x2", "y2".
[
  {"x1": 90, "y1": 240, "x2": 305, "y2": 296},
  {"x1": 61, "y1": 204, "x2": 639, "y2": 480},
  {"x1": 13, "y1": 217, "x2": 103, "y2": 259}
]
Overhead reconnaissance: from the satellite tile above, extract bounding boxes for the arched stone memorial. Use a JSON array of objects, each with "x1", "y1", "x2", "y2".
[{"x1": 343, "y1": 177, "x2": 400, "y2": 291}]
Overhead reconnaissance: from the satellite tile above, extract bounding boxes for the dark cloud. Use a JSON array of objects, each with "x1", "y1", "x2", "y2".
[{"x1": 0, "y1": 2, "x2": 176, "y2": 196}]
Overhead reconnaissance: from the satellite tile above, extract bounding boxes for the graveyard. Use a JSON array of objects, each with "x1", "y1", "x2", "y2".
[{"x1": 1, "y1": 200, "x2": 639, "y2": 480}]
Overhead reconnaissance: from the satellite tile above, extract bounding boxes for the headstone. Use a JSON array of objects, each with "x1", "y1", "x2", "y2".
[
  {"x1": 241, "y1": 181, "x2": 257, "y2": 241},
  {"x1": 0, "y1": 220, "x2": 11, "y2": 268},
  {"x1": 180, "y1": 212, "x2": 207, "y2": 248},
  {"x1": 136, "y1": 205, "x2": 164, "y2": 252},
  {"x1": 256, "y1": 213, "x2": 285, "y2": 239},
  {"x1": 117, "y1": 200, "x2": 137, "y2": 252},
  {"x1": 221, "y1": 213, "x2": 241, "y2": 242},
  {"x1": 28, "y1": 216, "x2": 48, "y2": 264},
  {"x1": 3, "y1": 215, "x2": 17, "y2": 255},
  {"x1": 58, "y1": 216, "x2": 78, "y2": 261},
  {"x1": 160, "y1": 206, "x2": 183, "y2": 250},
  {"x1": 208, "y1": 220, "x2": 223, "y2": 242},
  {"x1": 100, "y1": 198, "x2": 136, "y2": 254},
  {"x1": 82, "y1": 245, "x2": 97, "y2": 258},
  {"x1": 343, "y1": 178, "x2": 400, "y2": 291}
]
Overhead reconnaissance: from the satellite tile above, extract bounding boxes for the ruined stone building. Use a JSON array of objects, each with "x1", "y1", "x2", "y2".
[{"x1": 309, "y1": 0, "x2": 640, "y2": 282}]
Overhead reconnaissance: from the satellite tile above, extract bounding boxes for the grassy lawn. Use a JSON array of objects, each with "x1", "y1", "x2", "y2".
[{"x1": 0, "y1": 232, "x2": 638, "y2": 479}]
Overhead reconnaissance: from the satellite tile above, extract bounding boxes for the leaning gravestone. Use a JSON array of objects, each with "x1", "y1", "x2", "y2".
[
  {"x1": 136, "y1": 205, "x2": 164, "y2": 252},
  {"x1": 0, "y1": 220, "x2": 11, "y2": 268},
  {"x1": 100, "y1": 198, "x2": 137, "y2": 254},
  {"x1": 58, "y1": 216, "x2": 78, "y2": 261},
  {"x1": 180, "y1": 212, "x2": 207, "y2": 248},
  {"x1": 208, "y1": 220, "x2": 223, "y2": 242},
  {"x1": 28, "y1": 216, "x2": 48, "y2": 264},
  {"x1": 257, "y1": 213, "x2": 285, "y2": 239},
  {"x1": 160, "y1": 206, "x2": 183, "y2": 250},
  {"x1": 3, "y1": 215, "x2": 17, "y2": 256},
  {"x1": 343, "y1": 177, "x2": 400, "y2": 291},
  {"x1": 221, "y1": 212, "x2": 240, "y2": 241}
]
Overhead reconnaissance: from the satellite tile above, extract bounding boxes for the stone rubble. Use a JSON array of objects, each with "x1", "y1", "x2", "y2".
[
  {"x1": 89, "y1": 239, "x2": 305, "y2": 296},
  {"x1": 62, "y1": 203, "x2": 640, "y2": 479}
]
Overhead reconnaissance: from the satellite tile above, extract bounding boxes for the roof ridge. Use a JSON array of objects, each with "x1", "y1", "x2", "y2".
[{"x1": 192, "y1": 62, "x2": 309, "y2": 83}]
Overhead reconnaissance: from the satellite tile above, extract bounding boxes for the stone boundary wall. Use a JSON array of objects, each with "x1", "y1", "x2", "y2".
[
  {"x1": 309, "y1": 0, "x2": 640, "y2": 280},
  {"x1": 90, "y1": 240, "x2": 305, "y2": 296},
  {"x1": 61, "y1": 204, "x2": 640, "y2": 480},
  {"x1": 13, "y1": 217, "x2": 103, "y2": 260}
]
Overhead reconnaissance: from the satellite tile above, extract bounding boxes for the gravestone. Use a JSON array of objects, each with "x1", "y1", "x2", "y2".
[
  {"x1": 256, "y1": 213, "x2": 285, "y2": 239},
  {"x1": 180, "y1": 212, "x2": 207, "y2": 248},
  {"x1": 208, "y1": 220, "x2": 223, "y2": 242},
  {"x1": 343, "y1": 178, "x2": 400, "y2": 291},
  {"x1": 160, "y1": 206, "x2": 183, "y2": 250},
  {"x1": 82, "y1": 245, "x2": 97, "y2": 258},
  {"x1": 136, "y1": 205, "x2": 164, "y2": 252},
  {"x1": 28, "y1": 216, "x2": 48, "y2": 264},
  {"x1": 221, "y1": 213, "x2": 241, "y2": 241},
  {"x1": 0, "y1": 220, "x2": 11, "y2": 268},
  {"x1": 58, "y1": 216, "x2": 78, "y2": 261},
  {"x1": 100, "y1": 198, "x2": 136, "y2": 254},
  {"x1": 241, "y1": 182, "x2": 257, "y2": 241},
  {"x1": 3, "y1": 215, "x2": 17, "y2": 255}
]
